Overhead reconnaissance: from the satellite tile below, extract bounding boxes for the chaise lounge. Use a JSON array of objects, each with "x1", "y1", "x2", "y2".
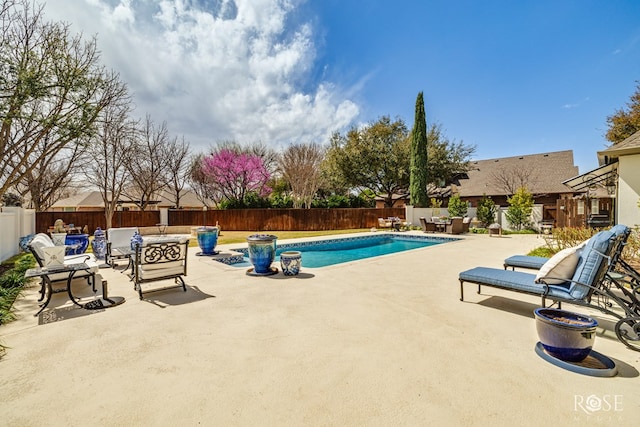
[{"x1": 459, "y1": 227, "x2": 640, "y2": 351}]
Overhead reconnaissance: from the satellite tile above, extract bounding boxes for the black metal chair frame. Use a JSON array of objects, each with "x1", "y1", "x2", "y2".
[{"x1": 133, "y1": 240, "x2": 189, "y2": 300}]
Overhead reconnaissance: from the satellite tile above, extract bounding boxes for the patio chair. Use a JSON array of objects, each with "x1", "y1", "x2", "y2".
[
  {"x1": 419, "y1": 217, "x2": 437, "y2": 233},
  {"x1": 133, "y1": 239, "x2": 189, "y2": 299},
  {"x1": 461, "y1": 217, "x2": 471, "y2": 233},
  {"x1": 458, "y1": 229, "x2": 640, "y2": 351},
  {"x1": 446, "y1": 217, "x2": 464, "y2": 235},
  {"x1": 106, "y1": 227, "x2": 139, "y2": 268},
  {"x1": 27, "y1": 233, "x2": 98, "y2": 296},
  {"x1": 378, "y1": 218, "x2": 393, "y2": 229}
]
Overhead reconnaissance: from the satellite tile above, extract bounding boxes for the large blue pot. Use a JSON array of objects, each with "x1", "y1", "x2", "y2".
[
  {"x1": 247, "y1": 234, "x2": 277, "y2": 274},
  {"x1": 65, "y1": 234, "x2": 89, "y2": 255},
  {"x1": 197, "y1": 226, "x2": 219, "y2": 255},
  {"x1": 534, "y1": 308, "x2": 598, "y2": 362}
]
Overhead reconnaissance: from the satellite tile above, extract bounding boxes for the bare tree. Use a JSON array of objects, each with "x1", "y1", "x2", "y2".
[
  {"x1": 280, "y1": 142, "x2": 325, "y2": 208},
  {"x1": 82, "y1": 97, "x2": 137, "y2": 229},
  {"x1": 122, "y1": 116, "x2": 170, "y2": 211},
  {"x1": 490, "y1": 166, "x2": 538, "y2": 195},
  {"x1": 188, "y1": 154, "x2": 221, "y2": 208},
  {"x1": 0, "y1": 0, "x2": 128, "y2": 201},
  {"x1": 16, "y1": 144, "x2": 85, "y2": 210},
  {"x1": 163, "y1": 136, "x2": 191, "y2": 208}
]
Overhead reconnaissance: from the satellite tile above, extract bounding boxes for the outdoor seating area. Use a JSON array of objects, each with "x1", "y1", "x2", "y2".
[
  {"x1": 419, "y1": 216, "x2": 467, "y2": 235},
  {"x1": 3, "y1": 230, "x2": 640, "y2": 424}
]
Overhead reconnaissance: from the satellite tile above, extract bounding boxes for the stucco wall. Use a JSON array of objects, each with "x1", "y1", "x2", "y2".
[{"x1": 617, "y1": 154, "x2": 640, "y2": 227}]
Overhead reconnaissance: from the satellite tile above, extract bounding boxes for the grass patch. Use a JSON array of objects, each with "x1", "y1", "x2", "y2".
[{"x1": 0, "y1": 253, "x2": 36, "y2": 358}]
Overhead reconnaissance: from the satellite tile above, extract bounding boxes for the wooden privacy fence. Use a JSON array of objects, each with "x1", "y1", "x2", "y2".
[
  {"x1": 36, "y1": 211, "x2": 161, "y2": 234},
  {"x1": 35, "y1": 208, "x2": 405, "y2": 233}
]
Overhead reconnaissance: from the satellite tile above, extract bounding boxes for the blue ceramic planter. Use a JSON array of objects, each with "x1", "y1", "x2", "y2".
[
  {"x1": 534, "y1": 308, "x2": 598, "y2": 362},
  {"x1": 65, "y1": 234, "x2": 89, "y2": 255},
  {"x1": 197, "y1": 226, "x2": 219, "y2": 255},
  {"x1": 92, "y1": 227, "x2": 107, "y2": 260},
  {"x1": 280, "y1": 251, "x2": 302, "y2": 276},
  {"x1": 247, "y1": 234, "x2": 277, "y2": 274}
]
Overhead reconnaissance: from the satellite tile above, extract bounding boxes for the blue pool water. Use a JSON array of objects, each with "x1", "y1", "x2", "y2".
[{"x1": 231, "y1": 233, "x2": 457, "y2": 268}]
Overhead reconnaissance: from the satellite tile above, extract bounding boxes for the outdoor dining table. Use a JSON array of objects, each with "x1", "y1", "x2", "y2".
[{"x1": 434, "y1": 219, "x2": 451, "y2": 232}]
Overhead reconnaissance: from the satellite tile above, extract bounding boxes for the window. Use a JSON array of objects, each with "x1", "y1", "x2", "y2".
[
  {"x1": 577, "y1": 200, "x2": 584, "y2": 215},
  {"x1": 591, "y1": 199, "x2": 599, "y2": 215}
]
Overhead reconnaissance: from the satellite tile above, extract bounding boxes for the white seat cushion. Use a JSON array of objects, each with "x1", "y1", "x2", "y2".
[
  {"x1": 107, "y1": 227, "x2": 139, "y2": 248},
  {"x1": 139, "y1": 265, "x2": 185, "y2": 280}
]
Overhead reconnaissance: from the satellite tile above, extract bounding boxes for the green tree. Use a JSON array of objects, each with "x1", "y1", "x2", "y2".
[
  {"x1": 606, "y1": 81, "x2": 640, "y2": 144},
  {"x1": 447, "y1": 194, "x2": 467, "y2": 217},
  {"x1": 325, "y1": 116, "x2": 410, "y2": 207},
  {"x1": 410, "y1": 92, "x2": 429, "y2": 207},
  {"x1": 476, "y1": 194, "x2": 497, "y2": 227},
  {"x1": 506, "y1": 187, "x2": 534, "y2": 231},
  {"x1": 427, "y1": 123, "x2": 476, "y2": 185}
]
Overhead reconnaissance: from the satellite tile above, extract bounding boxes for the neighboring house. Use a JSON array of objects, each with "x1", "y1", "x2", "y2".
[
  {"x1": 374, "y1": 193, "x2": 410, "y2": 209},
  {"x1": 49, "y1": 189, "x2": 210, "y2": 212},
  {"x1": 592, "y1": 131, "x2": 640, "y2": 227},
  {"x1": 453, "y1": 150, "x2": 580, "y2": 222}
]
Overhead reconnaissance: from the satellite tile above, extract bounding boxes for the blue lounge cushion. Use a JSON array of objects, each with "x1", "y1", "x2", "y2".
[
  {"x1": 458, "y1": 267, "x2": 574, "y2": 300},
  {"x1": 504, "y1": 255, "x2": 548, "y2": 270},
  {"x1": 568, "y1": 230, "x2": 614, "y2": 300}
]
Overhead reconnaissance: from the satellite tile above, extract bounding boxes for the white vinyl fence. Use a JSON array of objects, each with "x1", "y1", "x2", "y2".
[
  {"x1": 405, "y1": 204, "x2": 544, "y2": 231},
  {"x1": 0, "y1": 208, "x2": 35, "y2": 263}
]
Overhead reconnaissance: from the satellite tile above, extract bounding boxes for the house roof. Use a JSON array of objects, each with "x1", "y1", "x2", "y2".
[
  {"x1": 455, "y1": 150, "x2": 579, "y2": 197},
  {"x1": 598, "y1": 130, "x2": 640, "y2": 164},
  {"x1": 50, "y1": 189, "x2": 209, "y2": 210}
]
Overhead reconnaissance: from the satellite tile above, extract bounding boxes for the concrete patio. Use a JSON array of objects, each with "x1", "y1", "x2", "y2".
[{"x1": 1, "y1": 232, "x2": 639, "y2": 425}]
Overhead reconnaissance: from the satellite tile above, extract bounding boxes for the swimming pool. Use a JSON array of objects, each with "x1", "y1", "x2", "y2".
[{"x1": 230, "y1": 233, "x2": 459, "y2": 268}]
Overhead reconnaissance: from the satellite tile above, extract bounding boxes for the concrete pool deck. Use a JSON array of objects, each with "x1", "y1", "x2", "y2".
[{"x1": 1, "y1": 231, "x2": 639, "y2": 425}]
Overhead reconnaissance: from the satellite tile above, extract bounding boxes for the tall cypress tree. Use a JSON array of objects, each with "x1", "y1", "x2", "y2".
[{"x1": 410, "y1": 92, "x2": 429, "y2": 207}]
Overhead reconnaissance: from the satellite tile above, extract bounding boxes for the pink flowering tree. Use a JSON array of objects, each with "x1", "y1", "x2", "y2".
[{"x1": 200, "y1": 149, "x2": 271, "y2": 204}]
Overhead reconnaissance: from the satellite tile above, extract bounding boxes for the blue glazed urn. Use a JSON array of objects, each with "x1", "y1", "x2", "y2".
[
  {"x1": 247, "y1": 234, "x2": 278, "y2": 274},
  {"x1": 196, "y1": 226, "x2": 219, "y2": 255},
  {"x1": 280, "y1": 251, "x2": 302, "y2": 276},
  {"x1": 91, "y1": 227, "x2": 106, "y2": 260},
  {"x1": 534, "y1": 308, "x2": 598, "y2": 362},
  {"x1": 130, "y1": 231, "x2": 143, "y2": 251}
]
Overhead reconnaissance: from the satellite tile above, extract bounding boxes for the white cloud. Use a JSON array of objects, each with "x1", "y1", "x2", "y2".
[{"x1": 42, "y1": 0, "x2": 360, "y2": 152}]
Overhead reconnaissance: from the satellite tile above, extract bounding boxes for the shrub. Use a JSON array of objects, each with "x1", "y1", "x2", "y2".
[
  {"x1": 447, "y1": 194, "x2": 467, "y2": 217},
  {"x1": 476, "y1": 194, "x2": 497, "y2": 227},
  {"x1": 506, "y1": 187, "x2": 534, "y2": 230}
]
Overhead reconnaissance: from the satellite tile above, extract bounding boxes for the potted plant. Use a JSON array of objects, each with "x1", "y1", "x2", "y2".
[
  {"x1": 247, "y1": 234, "x2": 278, "y2": 275},
  {"x1": 534, "y1": 308, "x2": 598, "y2": 362}
]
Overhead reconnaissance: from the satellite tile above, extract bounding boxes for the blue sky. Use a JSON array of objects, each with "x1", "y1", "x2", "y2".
[{"x1": 44, "y1": 0, "x2": 640, "y2": 174}]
